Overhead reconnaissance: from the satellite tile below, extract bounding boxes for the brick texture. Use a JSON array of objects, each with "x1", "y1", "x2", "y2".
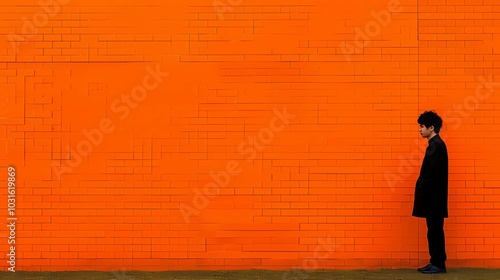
[{"x1": 1, "y1": 0, "x2": 500, "y2": 271}]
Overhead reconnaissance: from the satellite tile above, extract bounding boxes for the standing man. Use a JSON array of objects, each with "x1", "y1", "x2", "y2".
[{"x1": 412, "y1": 111, "x2": 448, "y2": 274}]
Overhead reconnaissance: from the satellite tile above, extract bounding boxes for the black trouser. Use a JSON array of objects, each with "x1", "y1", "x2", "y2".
[{"x1": 425, "y1": 217, "x2": 447, "y2": 269}]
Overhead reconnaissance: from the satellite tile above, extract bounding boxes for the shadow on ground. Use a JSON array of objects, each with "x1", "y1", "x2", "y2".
[{"x1": 0, "y1": 269, "x2": 499, "y2": 280}]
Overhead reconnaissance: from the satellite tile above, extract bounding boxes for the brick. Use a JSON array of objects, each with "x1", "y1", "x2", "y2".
[{"x1": 1, "y1": 0, "x2": 500, "y2": 272}]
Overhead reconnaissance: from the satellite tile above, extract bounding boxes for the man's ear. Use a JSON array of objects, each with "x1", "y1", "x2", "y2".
[{"x1": 429, "y1": 126, "x2": 434, "y2": 132}]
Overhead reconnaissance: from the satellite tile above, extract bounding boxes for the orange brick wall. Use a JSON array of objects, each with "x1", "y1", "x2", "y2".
[{"x1": 1, "y1": 0, "x2": 500, "y2": 272}]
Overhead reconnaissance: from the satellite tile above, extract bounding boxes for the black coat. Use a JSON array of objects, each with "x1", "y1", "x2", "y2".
[{"x1": 412, "y1": 134, "x2": 449, "y2": 218}]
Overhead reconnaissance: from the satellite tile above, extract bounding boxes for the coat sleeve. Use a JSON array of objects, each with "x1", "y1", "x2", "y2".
[{"x1": 418, "y1": 142, "x2": 444, "y2": 189}]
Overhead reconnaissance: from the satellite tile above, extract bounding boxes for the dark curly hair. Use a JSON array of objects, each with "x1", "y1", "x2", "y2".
[{"x1": 417, "y1": 110, "x2": 443, "y2": 133}]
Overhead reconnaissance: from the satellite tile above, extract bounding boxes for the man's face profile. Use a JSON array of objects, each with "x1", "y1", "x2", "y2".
[{"x1": 419, "y1": 124, "x2": 434, "y2": 138}]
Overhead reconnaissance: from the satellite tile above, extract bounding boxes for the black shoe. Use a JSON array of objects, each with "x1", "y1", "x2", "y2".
[
  {"x1": 417, "y1": 263, "x2": 432, "y2": 272},
  {"x1": 420, "y1": 265, "x2": 447, "y2": 274}
]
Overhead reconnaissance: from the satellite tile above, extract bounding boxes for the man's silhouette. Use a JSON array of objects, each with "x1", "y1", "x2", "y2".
[{"x1": 413, "y1": 110, "x2": 448, "y2": 274}]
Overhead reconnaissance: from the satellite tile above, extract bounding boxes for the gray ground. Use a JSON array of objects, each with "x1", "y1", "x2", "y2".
[{"x1": 0, "y1": 269, "x2": 499, "y2": 280}]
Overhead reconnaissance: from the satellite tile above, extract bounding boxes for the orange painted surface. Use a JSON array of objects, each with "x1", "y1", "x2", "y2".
[{"x1": 1, "y1": 0, "x2": 500, "y2": 272}]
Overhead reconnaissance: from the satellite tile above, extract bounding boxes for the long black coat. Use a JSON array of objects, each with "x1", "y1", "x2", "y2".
[{"x1": 412, "y1": 134, "x2": 449, "y2": 218}]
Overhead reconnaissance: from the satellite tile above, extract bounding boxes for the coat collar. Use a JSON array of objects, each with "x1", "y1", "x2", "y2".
[{"x1": 428, "y1": 134, "x2": 443, "y2": 144}]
